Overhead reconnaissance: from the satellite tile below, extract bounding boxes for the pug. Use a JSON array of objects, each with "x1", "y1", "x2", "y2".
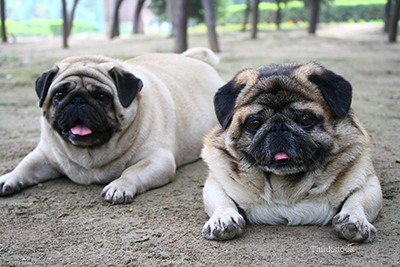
[
  {"x1": 0, "y1": 47, "x2": 224, "y2": 204},
  {"x1": 201, "y1": 62, "x2": 382, "y2": 243}
]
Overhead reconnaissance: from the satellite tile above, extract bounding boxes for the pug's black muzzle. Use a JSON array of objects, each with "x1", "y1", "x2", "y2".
[{"x1": 51, "y1": 93, "x2": 118, "y2": 148}]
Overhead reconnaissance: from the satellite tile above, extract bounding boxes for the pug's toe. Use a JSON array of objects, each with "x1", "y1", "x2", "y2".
[
  {"x1": 0, "y1": 175, "x2": 25, "y2": 196},
  {"x1": 333, "y1": 212, "x2": 377, "y2": 243},
  {"x1": 203, "y1": 209, "x2": 246, "y2": 240},
  {"x1": 100, "y1": 184, "x2": 134, "y2": 204}
]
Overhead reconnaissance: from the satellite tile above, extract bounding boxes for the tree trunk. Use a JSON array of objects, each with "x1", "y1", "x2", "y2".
[
  {"x1": 275, "y1": 0, "x2": 282, "y2": 30},
  {"x1": 62, "y1": 0, "x2": 68, "y2": 48},
  {"x1": 110, "y1": 0, "x2": 124, "y2": 39},
  {"x1": 389, "y1": 0, "x2": 400, "y2": 42},
  {"x1": 201, "y1": 0, "x2": 220, "y2": 52},
  {"x1": 67, "y1": 0, "x2": 79, "y2": 37},
  {"x1": 1, "y1": 0, "x2": 7, "y2": 43},
  {"x1": 308, "y1": 0, "x2": 320, "y2": 34},
  {"x1": 167, "y1": 0, "x2": 176, "y2": 37},
  {"x1": 241, "y1": 0, "x2": 251, "y2": 32},
  {"x1": 133, "y1": 0, "x2": 145, "y2": 34},
  {"x1": 173, "y1": 0, "x2": 189, "y2": 53},
  {"x1": 384, "y1": 0, "x2": 392, "y2": 32},
  {"x1": 251, "y1": 0, "x2": 260, "y2": 39}
]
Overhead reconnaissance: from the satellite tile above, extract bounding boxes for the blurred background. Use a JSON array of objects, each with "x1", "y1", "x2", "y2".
[{"x1": 1, "y1": 0, "x2": 399, "y2": 51}]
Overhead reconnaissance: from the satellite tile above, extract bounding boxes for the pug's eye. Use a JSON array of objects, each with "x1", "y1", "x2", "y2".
[
  {"x1": 299, "y1": 116, "x2": 314, "y2": 126},
  {"x1": 53, "y1": 92, "x2": 65, "y2": 101},
  {"x1": 247, "y1": 120, "x2": 261, "y2": 131},
  {"x1": 97, "y1": 93, "x2": 111, "y2": 103}
]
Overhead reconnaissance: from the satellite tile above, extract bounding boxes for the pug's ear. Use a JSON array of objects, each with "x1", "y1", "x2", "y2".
[
  {"x1": 308, "y1": 69, "x2": 352, "y2": 117},
  {"x1": 109, "y1": 68, "x2": 143, "y2": 108},
  {"x1": 35, "y1": 66, "x2": 59, "y2": 107},
  {"x1": 214, "y1": 69, "x2": 259, "y2": 129},
  {"x1": 214, "y1": 80, "x2": 244, "y2": 130}
]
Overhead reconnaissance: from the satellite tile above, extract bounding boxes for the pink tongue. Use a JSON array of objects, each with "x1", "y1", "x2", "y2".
[
  {"x1": 71, "y1": 125, "x2": 92, "y2": 136},
  {"x1": 274, "y1": 152, "x2": 290, "y2": 161}
]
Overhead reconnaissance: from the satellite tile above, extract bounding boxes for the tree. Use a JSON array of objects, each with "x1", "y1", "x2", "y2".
[
  {"x1": 133, "y1": 0, "x2": 146, "y2": 34},
  {"x1": 389, "y1": 0, "x2": 400, "y2": 42},
  {"x1": 1, "y1": 0, "x2": 6, "y2": 43},
  {"x1": 110, "y1": 0, "x2": 124, "y2": 39},
  {"x1": 251, "y1": 0, "x2": 260, "y2": 39},
  {"x1": 276, "y1": 0, "x2": 282, "y2": 30},
  {"x1": 308, "y1": 0, "x2": 320, "y2": 34},
  {"x1": 62, "y1": 0, "x2": 68, "y2": 48},
  {"x1": 384, "y1": 0, "x2": 392, "y2": 33},
  {"x1": 67, "y1": 0, "x2": 79, "y2": 37},
  {"x1": 241, "y1": 0, "x2": 251, "y2": 32},
  {"x1": 174, "y1": 0, "x2": 189, "y2": 53},
  {"x1": 201, "y1": 0, "x2": 219, "y2": 52}
]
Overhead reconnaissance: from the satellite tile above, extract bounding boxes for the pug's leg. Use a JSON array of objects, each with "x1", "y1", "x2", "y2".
[
  {"x1": 202, "y1": 174, "x2": 246, "y2": 240},
  {"x1": 100, "y1": 149, "x2": 177, "y2": 204},
  {"x1": 0, "y1": 148, "x2": 62, "y2": 195},
  {"x1": 332, "y1": 174, "x2": 382, "y2": 243}
]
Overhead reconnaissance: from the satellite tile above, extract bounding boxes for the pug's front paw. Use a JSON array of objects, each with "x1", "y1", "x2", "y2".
[
  {"x1": 333, "y1": 212, "x2": 377, "y2": 243},
  {"x1": 202, "y1": 208, "x2": 246, "y2": 240},
  {"x1": 100, "y1": 180, "x2": 136, "y2": 204},
  {"x1": 0, "y1": 173, "x2": 30, "y2": 196}
]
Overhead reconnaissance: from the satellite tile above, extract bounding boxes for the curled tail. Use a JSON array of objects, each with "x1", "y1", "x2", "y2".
[{"x1": 182, "y1": 47, "x2": 220, "y2": 67}]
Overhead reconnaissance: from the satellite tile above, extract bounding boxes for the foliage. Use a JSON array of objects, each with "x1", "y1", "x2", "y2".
[
  {"x1": 148, "y1": 0, "x2": 229, "y2": 23},
  {"x1": 222, "y1": 0, "x2": 387, "y2": 24},
  {"x1": 0, "y1": 19, "x2": 98, "y2": 37}
]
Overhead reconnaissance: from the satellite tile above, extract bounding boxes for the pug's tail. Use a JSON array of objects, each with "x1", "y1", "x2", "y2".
[{"x1": 182, "y1": 47, "x2": 219, "y2": 67}]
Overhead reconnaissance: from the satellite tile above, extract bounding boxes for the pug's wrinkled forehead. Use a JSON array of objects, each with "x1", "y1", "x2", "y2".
[{"x1": 214, "y1": 62, "x2": 352, "y2": 129}]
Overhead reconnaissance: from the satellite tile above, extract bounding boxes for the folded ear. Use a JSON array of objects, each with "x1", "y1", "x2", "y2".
[
  {"x1": 308, "y1": 69, "x2": 352, "y2": 117},
  {"x1": 214, "y1": 69, "x2": 258, "y2": 129},
  {"x1": 214, "y1": 80, "x2": 244, "y2": 129},
  {"x1": 109, "y1": 68, "x2": 143, "y2": 108},
  {"x1": 35, "y1": 66, "x2": 59, "y2": 107}
]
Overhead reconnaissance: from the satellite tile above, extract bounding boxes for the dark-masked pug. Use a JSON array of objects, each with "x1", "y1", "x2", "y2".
[
  {"x1": 0, "y1": 47, "x2": 224, "y2": 204},
  {"x1": 201, "y1": 62, "x2": 382, "y2": 243}
]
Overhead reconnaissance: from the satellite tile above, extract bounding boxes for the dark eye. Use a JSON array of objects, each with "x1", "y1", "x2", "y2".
[
  {"x1": 247, "y1": 120, "x2": 261, "y2": 131},
  {"x1": 97, "y1": 93, "x2": 110, "y2": 103},
  {"x1": 53, "y1": 92, "x2": 65, "y2": 101},
  {"x1": 299, "y1": 115, "x2": 314, "y2": 127}
]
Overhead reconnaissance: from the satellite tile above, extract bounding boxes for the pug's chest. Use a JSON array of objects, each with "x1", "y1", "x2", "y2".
[
  {"x1": 228, "y1": 170, "x2": 337, "y2": 226},
  {"x1": 52, "y1": 151, "x2": 129, "y2": 185},
  {"x1": 239, "y1": 193, "x2": 337, "y2": 226},
  {"x1": 244, "y1": 198, "x2": 336, "y2": 225},
  {"x1": 230, "y1": 180, "x2": 337, "y2": 225}
]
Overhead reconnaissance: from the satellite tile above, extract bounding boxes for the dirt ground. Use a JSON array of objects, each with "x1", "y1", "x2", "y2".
[{"x1": 0, "y1": 23, "x2": 399, "y2": 266}]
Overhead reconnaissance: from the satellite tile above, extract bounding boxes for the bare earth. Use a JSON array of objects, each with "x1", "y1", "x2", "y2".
[{"x1": 0, "y1": 24, "x2": 399, "y2": 266}]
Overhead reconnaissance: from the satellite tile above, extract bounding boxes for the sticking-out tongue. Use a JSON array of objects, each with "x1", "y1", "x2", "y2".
[
  {"x1": 274, "y1": 152, "x2": 290, "y2": 162},
  {"x1": 71, "y1": 124, "x2": 92, "y2": 136}
]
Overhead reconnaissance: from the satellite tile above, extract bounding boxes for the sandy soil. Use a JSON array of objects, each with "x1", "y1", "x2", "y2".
[{"x1": 0, "y1": 23, "x2": 399, "y2": 266}]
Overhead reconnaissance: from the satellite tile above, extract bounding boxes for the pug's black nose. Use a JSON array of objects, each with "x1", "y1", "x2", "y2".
[
  {"x1": 271, "y1": 122, "x2": 288, "y2": 133},
  {"x1": 71, "y1": 96, "x2": 86, "y2": 105}
]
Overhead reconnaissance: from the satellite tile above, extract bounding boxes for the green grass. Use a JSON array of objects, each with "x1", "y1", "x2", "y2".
[
  {"x1": 1, "y1": 19, "x2": 98, "y2": 37},
  {"x1": 228, "y1": 0, "x2": 387, "y2": 12}
]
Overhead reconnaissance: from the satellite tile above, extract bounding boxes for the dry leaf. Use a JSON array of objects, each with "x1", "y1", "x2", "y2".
[{"x1": 212, "y1": 241, "x2": 220, "y2": 248}]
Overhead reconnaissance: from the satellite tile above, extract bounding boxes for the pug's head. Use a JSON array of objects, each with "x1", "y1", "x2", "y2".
[
  {"x1": 214, "y1": 62, "x2": 353, "y2": 180},
  {"x1": 35, "y1": 55, "x2": 143, "y2": 148}
]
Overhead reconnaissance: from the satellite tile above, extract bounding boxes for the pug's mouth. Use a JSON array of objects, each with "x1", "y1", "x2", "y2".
[
  {"x1": 59, "y1": 121, "x2": 113, "y2": 147},
  {"x1": 61, "y1": 123, "x2": 93, "y2": 137},
  {"x1": 273, "y1": 152, "x2": 292, "y2": 164},
  {"x1": 251, "y1": 151, "x2": 304, "y2": 172},
  {"x1": 70, "y1": 124, "x2": 92, "y2": 136}
]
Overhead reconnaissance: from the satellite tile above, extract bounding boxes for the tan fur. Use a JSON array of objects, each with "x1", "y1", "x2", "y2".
[
  {"x1": 202, "y1": 62, "x2": 382, "y2": 242},
  {"x1": 0, "y1": 48, "x2": 224, "y2": 204}
]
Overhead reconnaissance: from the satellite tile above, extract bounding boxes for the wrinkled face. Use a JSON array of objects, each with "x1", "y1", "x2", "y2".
[
  {"x1": 214, "y1": 62, "x2": 353, "y2": 180},
  {"x1": 234, "y1": 79, "x2": 334, "y2": 179},
  {"x1": 35, "y1": 56, "x2": 143, "y2": 148},
  {"x1": 48, "y1": 76, "x2": 118, "y2": 147}
]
